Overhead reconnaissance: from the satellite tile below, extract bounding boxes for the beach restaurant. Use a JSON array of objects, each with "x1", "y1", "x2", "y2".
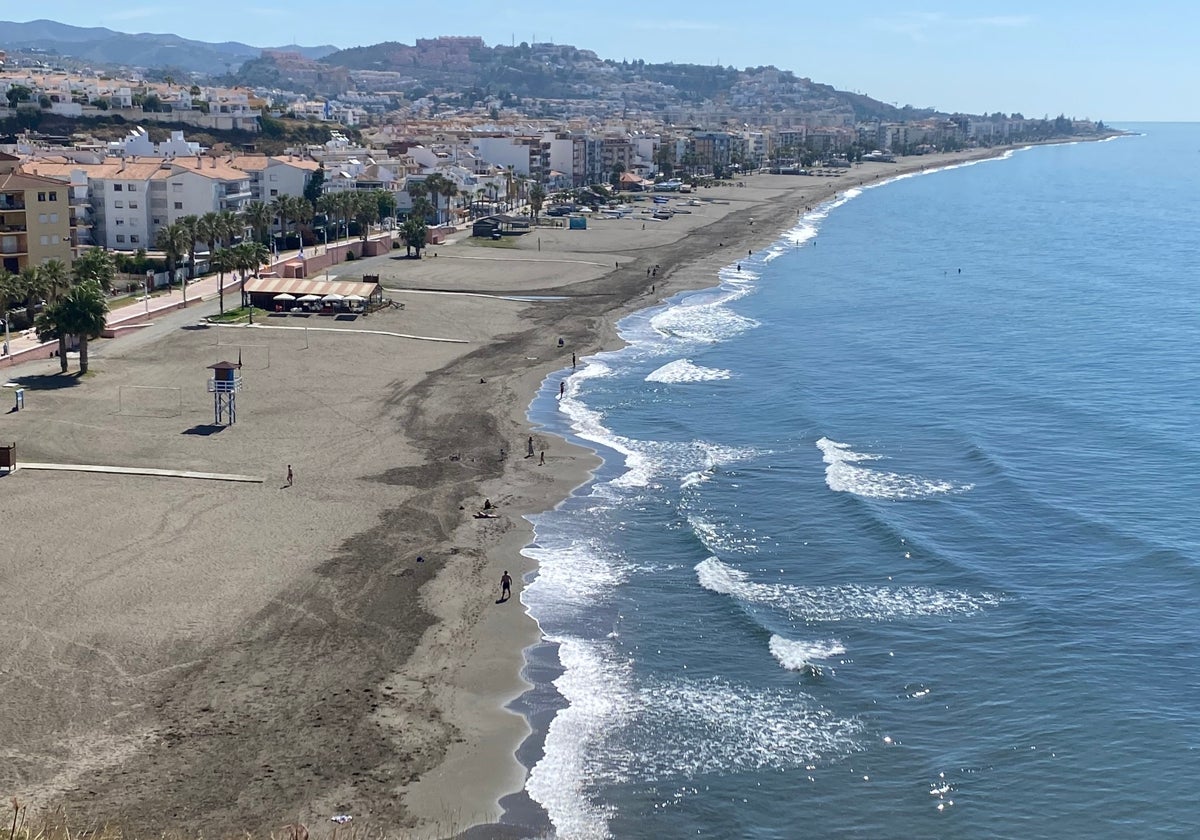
[{"x1": 241, "y1": 276, "x2": 384, "y2": 313}]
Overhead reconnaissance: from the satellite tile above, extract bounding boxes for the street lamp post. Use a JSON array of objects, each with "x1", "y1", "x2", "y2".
[{"x1": 323, "y1": 227, "x2": 329, "y2": 281}]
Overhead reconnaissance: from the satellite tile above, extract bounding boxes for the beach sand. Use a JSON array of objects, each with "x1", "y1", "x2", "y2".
[{"x1": 0, "y1": 149, "x2": 1007, "y2": 837}]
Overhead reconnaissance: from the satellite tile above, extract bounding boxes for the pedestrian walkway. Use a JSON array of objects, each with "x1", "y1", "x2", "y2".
[{"x1": 14, "y1": 462, "x2": 263, "y2": 483}]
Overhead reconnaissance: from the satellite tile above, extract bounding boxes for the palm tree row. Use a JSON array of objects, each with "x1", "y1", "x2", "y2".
[
  {"x1": 209, "y1": 240, "x2": 270, "y2": 314},
  {"x1": 0, "y1": 250, "x2": 115, "y2": 373}
]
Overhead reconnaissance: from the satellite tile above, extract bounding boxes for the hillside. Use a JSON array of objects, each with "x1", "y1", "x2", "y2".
[
  {"x1": 0, "y1": 19, "x2": 336, "y2": 75},
  {"x1": 313, "y1": 39, "x2": 932, "y2": 122}
]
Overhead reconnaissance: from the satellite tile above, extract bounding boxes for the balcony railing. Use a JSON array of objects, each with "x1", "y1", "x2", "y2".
[{"x1": 0, "y1": 198, "x2": 27, "y2": 211}]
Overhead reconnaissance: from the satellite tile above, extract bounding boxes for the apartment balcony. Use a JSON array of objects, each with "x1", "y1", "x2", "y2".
[
  {"x1": 0, "y1": 223, "x2": 27, "y2": 233},
  {"x1": 0, "y1": 196, "x2": 27, "y2": 212},
  {"x1": 0, "y1": 233, "x2": 29, "y2": 256}
]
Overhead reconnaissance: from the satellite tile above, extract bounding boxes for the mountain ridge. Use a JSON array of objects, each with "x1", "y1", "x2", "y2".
[{"x1": 0, "y1": 19, "x2": 336, "y2": 73}]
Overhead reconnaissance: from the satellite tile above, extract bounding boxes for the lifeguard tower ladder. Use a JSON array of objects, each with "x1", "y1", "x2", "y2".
[{"x1": 207, "y1": 360, "x2": 243, "y2": 424}]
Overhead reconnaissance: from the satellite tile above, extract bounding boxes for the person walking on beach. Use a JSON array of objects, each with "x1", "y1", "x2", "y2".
[
  {"x1": 539, "y1": 450, "x2": 545, "y2": 466},
  {"x1": 500, "y1": 570, "x2": 513, "y2": 602},
  {"x1": 286, "y1": 465, "x2": 293, "y2": 487}
]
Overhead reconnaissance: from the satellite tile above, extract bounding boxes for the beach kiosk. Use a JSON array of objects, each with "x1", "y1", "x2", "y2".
[
  {"x1": 0, "y1": 441, "x2": 15, "y2": 474},
  {"x1": 207, "y1": 360, "x2": 242, "y2": 425}
]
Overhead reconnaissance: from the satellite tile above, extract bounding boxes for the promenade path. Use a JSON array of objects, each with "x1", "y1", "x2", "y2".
[{"x1": 1, "y1": 234, "x2": 396, "y2": 367}]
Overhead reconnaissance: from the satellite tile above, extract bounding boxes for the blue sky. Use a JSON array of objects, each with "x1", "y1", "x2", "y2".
[{"x1": 24, "y1": 1, "x2": 1200, "y2": 121}]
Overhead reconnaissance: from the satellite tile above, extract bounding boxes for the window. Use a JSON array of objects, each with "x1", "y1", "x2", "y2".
[
  {"x1": 270, "y1": 189, "x2": 278, "y2": 197},
  {"x1": 128, "y1": 202, "x2": 138, "y2": 209},
  {"x1": 48, "y1": 191, "x2": 57, "y2": 201},
  {"x1": 130, "y1": 234, "x2": 139, "y2": 244},
  {"x1": 172, "y1": 183, "x2": 183, "y2": 193},
  {"x1": 49, "y1": 213, "x2": 58, "y2": 223},
  {"x1": 174, "y1": 202, "x2": 183, "y2": 210},
  {"x1": 114, "y1": 200, "x2": 124, "y2": 209},
  {"x1": 116, "y1": 234, "x2": 125, "y2": 243},
  {"x1": 128, "y1": 184, "x2": 137, "y2": 192},
  {"x1": 115, "y1": 218, "x2": 124, "y2": 226},
  {"x1": 113, "y1": 184, "x2": 123, "y2": 192},
  {"x1": 269, "y1": 174, "x2": 278, "y2": 181},
  {"x1": 51, "y1": 235, "x2": 59, "y2": 244},
  {"x1": 40, "y1": 235, "x2": 49, "y2": 245},
  {"x1": 152, "y1": 217, "x2": 162, "y2": 225},
  {"x1": 39, "y1": 214, "x2": 47, "y2": 223},
  {"x1": 38, "y1": 192, "x2": 46, "y2": 201}
]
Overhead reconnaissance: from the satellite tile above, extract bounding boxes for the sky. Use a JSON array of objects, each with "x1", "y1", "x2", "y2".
[{"x1": 19, "y1": 1, "x2": 1200, "y2": 121}]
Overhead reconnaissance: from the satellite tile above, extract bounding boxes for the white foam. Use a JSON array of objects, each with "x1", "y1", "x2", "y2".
[
  {"x1": 650, "y1": 303, "x2": 758, "y2": 344},
  {"x1": 523, "y1": 536, "x2": 631, "y2": 613},
  {"x1": 696, "y1": 557, "x2": 1000, "y2": 622},
  {"x1": 769, "y1": 635, "x2": 847, "y2": 671},
  {"x1": 645, "y1": 359, "x2": 733, "y2": 384},
  {"x1": 527, "y1": 635, "x2": 863, "y2": 839},
  {"x1": 526, "y1": 638, "x2": 624, "y2": 840},
  {"x1": 817, "y1": 437, "x2": 974, "y2": 500},
  {"x1": 686, "y1": 513, "x2": 765, "y2": 555}
]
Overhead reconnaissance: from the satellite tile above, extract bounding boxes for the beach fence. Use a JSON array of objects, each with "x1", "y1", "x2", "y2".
[{"x1": 117, "y1": 385, "x2": 182, "y2": 418}]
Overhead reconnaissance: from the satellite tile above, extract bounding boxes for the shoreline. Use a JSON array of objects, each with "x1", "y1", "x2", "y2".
[{"x1": 410, "y1": 141, "x2": 1082, "y2": 836}]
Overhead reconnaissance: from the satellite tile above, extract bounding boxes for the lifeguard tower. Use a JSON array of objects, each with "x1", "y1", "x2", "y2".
[{"x1": 207, "y1": 360, "x2": 242, "y2": 424}]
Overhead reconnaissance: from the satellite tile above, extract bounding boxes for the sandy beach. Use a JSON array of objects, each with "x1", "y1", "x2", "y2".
[{"x1": 1, "y1": 147, "x2": 1011, "y2": 837}]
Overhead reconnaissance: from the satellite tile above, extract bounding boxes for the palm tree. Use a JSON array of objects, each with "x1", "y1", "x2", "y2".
[
  {"x1": 424, "y1": 174, "x2": 445, "y2": 225},
  {"x1": 219, "y1": 209, "x2": 242, "y2": 248},
  {"x1": 37, "y1": 281, "x2": 108, "y2": 374},
  {"x1": 155, "y1": 222, "x2": 190, "y2": 289},
  {"x1": 270, "y1": 195, "x2": 289, "y2": 247},
  {"x1": 210, "y1": 248, "x2": 238, "y2": 314},
  {"x1": 406, "y1": 179, "x2": 429, "y2": 222},
  {"x1": 529, "y1": 182, "x2": 547, "y2": 222},
  {"x1": 503, "y1": 166, "x2": 516, "y2": 212},
  {"x1": 232, "y1": 241, "x2": 269, "y2": 307},
  {"x1": 177, "y1": 214, "x2": 201, "y2": 280},
  {"x1": 440, "y1": 180, "x2": 459, "y2": 225},
  {"x1": 352, "y1": 191, "x2": 379, "y2": 242},
  {"x1": 197, "y1": 212, "x2": 223, "y2": 275},
  {"x1": 401, "y1": 216, "x2": 427, "y2": 258},
  {"x1": 72, "y1": 248, "x2": 116, "y2": 292},
  {"x1": 242, "y1": 200, "x2": 273, "y2": 245}
]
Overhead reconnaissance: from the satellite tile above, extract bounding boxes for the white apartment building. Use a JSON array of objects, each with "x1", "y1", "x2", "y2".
[
  {"x1": 231, "y1": 155, "x2": 319, "y2": 202},
  {"x1": 26, "y1": 155, "x2": 252, "y2": 251}
]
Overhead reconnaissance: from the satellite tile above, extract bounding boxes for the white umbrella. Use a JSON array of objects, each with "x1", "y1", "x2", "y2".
[
  {"x1": 321, "y1": 293, "x2": 344, "y2": 301},
  {"x1": 344, "y1": 294, "x2": 366, "y2": 302},
  {"x1": 273, "y1": 293, "x2": 297, "y2": 301},
  {"x1": 298, "y1": 294, "x2": 322, "y2": 302}
]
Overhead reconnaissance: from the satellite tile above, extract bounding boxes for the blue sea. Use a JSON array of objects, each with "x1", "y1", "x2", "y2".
[{"x1": 518, "y1": 124, "x2": 1200, "y2": 839}]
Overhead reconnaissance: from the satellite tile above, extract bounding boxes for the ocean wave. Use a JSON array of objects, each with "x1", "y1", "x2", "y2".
[
  {"x1": 610, "y1": 438, "x2": 762, "y2": 490},
  {"x1": 649, "y1": 303, "x2": 759, "y2": 344},
  {"x1": 696, "y1": 557, "x2": 1001, "y2": 622},
  {"x1": 527, "y1": 636, "x2": 862, "y2": 839},
  {"x1": 645, "y1": 359, "x2": 733, "y2": 384},
  {"x1": 686, "y1": 513, "x2": 766, "y2": 555},
  {"x1": 817, "y1": 437, "x2": 974, "y2": 500},
  {"x1": 768, "y1": 635, "x2": 847, "y2": 671}
]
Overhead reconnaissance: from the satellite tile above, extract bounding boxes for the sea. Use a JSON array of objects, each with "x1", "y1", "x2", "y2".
[{"x1": 516, "y1": 124, "x2": 1200, "y2": 839}]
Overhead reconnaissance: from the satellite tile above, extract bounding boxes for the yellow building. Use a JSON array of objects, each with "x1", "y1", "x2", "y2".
[{"x1": 0, "y1": 152, "x2": 74, "y2": 273}]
